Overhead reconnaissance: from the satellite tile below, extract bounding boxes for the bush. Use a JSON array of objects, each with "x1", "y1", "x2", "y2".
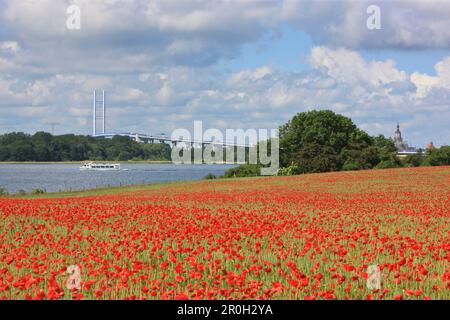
[
  {"x1": 277, "y1": 163, "x2": 301, "y2": 176},
  {"x1": 223, "y1": 164, "x2": 261, "y2": 178},
  {"x1": 0, "y1": 187, "x2": 8, "y2": 196},
  {"x1": 374, "y1": 159, "x2": 401, "y2": 169},
  {"x1": 16, "y1": 189, "x2": 27, "y2": 195},
  {"x1": 403, "y1": 154, "x2": 424, "y2": 167},
  {"x1": 428, "y1": 146, "x2": 450, "y2": 166},
  {"x1": 421, "y1": 157, "x2": 431, "y2": 167},
  {"x1": 203, "y1": 173, "x2": 217, "y2": 180},
  {"x1": 342, "y1": 160, "x2": 363, "y2": 171},
  {"x1": 31, "y1": 188, "x2": 46, "y2": 194}
]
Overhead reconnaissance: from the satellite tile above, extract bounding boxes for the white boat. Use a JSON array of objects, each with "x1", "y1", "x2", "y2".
[{"x1": 80, "y1": 162, "x2": 121, "y2": 171}]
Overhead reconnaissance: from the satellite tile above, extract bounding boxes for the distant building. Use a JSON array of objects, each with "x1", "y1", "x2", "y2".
[
  {"x1": 393, "y1": 122, "x2": 419, "y2": 156},
  {"x1": 394, "y1": 122, "x2": 408, "y2": 151}
]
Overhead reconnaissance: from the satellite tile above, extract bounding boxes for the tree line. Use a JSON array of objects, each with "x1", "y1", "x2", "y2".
[
  {"x1": 223, "y1": 110, "x2": 450, "y2": 177},
  {"x1": 1, "y1": 110, "x2": 449, "y2": 171},
  {"x1": 0, "y1": 132, "x2": 172, "y2": 161}
]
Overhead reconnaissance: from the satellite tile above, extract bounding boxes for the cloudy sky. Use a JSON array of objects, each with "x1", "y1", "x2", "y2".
[{"x1": 0, "y1": 0, "x2": 449, "y2": 146}]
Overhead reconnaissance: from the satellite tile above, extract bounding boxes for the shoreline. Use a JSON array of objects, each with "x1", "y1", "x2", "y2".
[
  {"x1": 0, "y1": 162, "x2": 238, "y2": 197},
  {"x1": 4, "y1": 175, "x2": 255, "y2": 199},
  {"x1": 2, "y1": 166, "x2": 448, "y2": 199},
  {"x1": 0, "y1": 160, "x2": 173, "y2": 164},
  {"x1": 7, "y1": 179, "x2": 197, "y2": 199}
]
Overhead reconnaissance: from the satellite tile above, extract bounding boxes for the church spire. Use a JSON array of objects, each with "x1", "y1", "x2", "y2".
[
  {"x1": 395, "y1": 122, "x2": 402, "y2": 140},
  {"x1": 394, "y1": 122, "x2": 408, "y2": 151}
]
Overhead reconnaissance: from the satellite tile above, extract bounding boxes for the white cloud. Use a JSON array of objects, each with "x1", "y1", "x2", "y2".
[
  {"x1": 157, "y1": 83, "x2": 172, "y2": 103},
  {"x1": 227, "y1": 66, "x2": 272, "y2": 86},
  {"x1": 125, "y1": 88, "x2": 145, "y2": 100},
  {"x1": 0, "y1": 1, "x2": 449, "y2": 147},
  {"x1": 435, "y1": 57, "x2": 450, "y2": 86},
  {"x1": 0, "y1": 41, "x2": 20, "y2": 54},
  {"x1": 411, "y1": 56, "x2": 450, "y2": 98},
  {"x1": 0, "y1": 57, "x2": 15, "y2": 69},
  {"x1": 410, "y1": 73, "x2": 440, "y2": 98},
  {"x1": 309, "y1": 46, "x2": 406, "y2": 87},
  {"x1": 285, "y1": 0, "x2": 450, "y2": 49},
  {"x1": 0, "y1": 0, "x2": 281, "y2": 72}
]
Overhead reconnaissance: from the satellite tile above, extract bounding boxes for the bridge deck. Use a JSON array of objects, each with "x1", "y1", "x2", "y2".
[{"x1": 93, "y1": 132, "x2": 249, "y2": 147}]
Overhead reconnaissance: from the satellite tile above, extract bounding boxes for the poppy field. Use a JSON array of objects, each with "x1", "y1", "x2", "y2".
[{"x1": 0, "y1": 166, "x2": 449, "y2": 300}]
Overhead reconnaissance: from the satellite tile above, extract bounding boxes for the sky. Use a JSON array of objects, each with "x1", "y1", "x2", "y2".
[{"x1": 0, "y1": 0, "x2": 449, "y2": 147}]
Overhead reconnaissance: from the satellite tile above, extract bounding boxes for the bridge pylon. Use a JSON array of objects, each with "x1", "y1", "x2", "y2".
[{"x1": 93, "y1": 90, "x2": 105, "y2": 136}]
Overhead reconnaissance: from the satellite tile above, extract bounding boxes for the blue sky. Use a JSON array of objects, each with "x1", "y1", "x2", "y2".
[
  {"x1": 0, "y1": 0, "x2": 449, "y2": 147},
  {"x1": 218, "y1": 25, "x2": 313, "y2": 73},
  {"x1": 222, "y1": 23, "x2": 448, "y2": 77}
]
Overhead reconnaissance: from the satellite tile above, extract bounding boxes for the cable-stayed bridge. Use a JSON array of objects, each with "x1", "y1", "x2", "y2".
[{"x1": 92, "y1": 90, "x2": 248, "y2": 148}]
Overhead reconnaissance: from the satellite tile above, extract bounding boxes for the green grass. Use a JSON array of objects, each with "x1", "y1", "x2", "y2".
[
  {"x1": 10, "y1": 180, "x2": 190, "y2": 199},
  {"x1": 8, "y1": 174, "x2": 269, "y2": 199}
]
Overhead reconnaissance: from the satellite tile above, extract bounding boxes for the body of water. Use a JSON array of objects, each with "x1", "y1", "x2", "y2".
[{"x1": 0, "y1": 163, "x2": 235, "y2": 194}]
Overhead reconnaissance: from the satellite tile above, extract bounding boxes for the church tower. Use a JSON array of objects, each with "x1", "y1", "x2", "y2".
[
  {"x1": 393, "y1": 122, "x2": 408, "y2": 151},
  {"x1": 394, "y1": 122, "x2": 402, "y2": 141}
]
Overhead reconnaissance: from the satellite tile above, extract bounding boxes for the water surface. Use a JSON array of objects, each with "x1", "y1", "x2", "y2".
[{"x1": 0, "y1": 163, "x2": 234, "y2": 194}]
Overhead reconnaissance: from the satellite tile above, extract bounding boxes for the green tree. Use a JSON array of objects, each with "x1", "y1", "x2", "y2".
[
  {"x1": 118, "y1": 151, "x2": 130, "y2": 161},
  {"x1": 293, "y1": 142, "x2": 340, "y2": 173},
  {"x1": 279, "y1": 110, "x2": 380, "y2": 172},
  {"x1": 428, "y1": 146, "x2": 450, "y2": 166},
  {"x1": 403, "y1": 154, "x2": 424, "y2": 167},
  {"x1": 33, "y1": 143, "x2": 50, "y2": 161},
  {"x1": 373, "y1": 134, "x2": 397, "y2": 161},
  {"x1": 7, "y1": 141, "x2": 35, "y2": 161},
  {"x1": 0, "y1": 132, "x2": 173, "y2": 162},
  {"x1": 227, "y1": 110, "x2": 404, "y2": 178},
  {"x1": 280, "y1": 110, "x2": 359, "y2": 167}
]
